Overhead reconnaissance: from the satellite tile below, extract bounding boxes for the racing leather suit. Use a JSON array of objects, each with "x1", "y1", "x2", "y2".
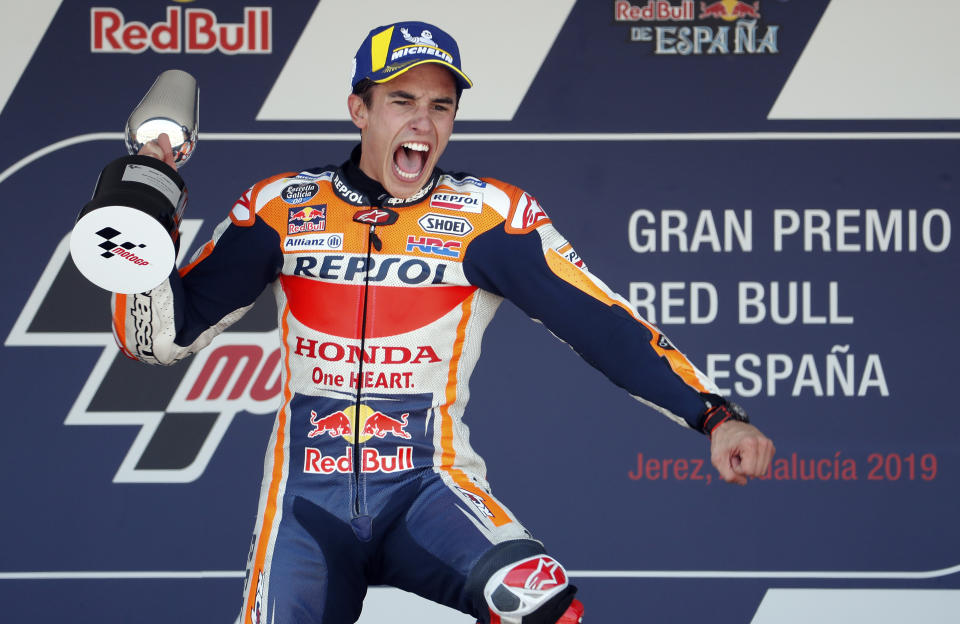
[{"x1": 112, "y1": 147, "x2": 727, "y2": 624}]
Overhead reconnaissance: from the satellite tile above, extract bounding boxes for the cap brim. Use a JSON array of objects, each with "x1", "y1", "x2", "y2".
[{"x1": 374, "y1": 59, "x2": 472, "y2": 89}]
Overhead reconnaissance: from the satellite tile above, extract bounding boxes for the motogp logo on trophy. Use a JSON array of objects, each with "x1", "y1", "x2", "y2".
[{"x1": 93, "y1": 227, "x2": 150, "y2": 265}]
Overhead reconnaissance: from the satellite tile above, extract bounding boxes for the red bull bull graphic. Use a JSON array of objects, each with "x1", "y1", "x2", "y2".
[
  {"x1": 361, "y1": 412, "x2": 412, "y2": 439},
  {"x1": 305, "y1": 405, "x2": 412, "y2": 444},
  {"x1": 307, "y1": 410, "x2": 351, "y2": 438},
  {"x1": 619, "y1": 0, "x2": 779, "y2": 55},
  {"x1": 699, "y1": 1, "x2": 760, "y2": 21},
  {"x1": 732, "y1": 2, "x2": 761, "y2": 19},
  {"x1": 699, "y1": 1, "x2": 728, "y2": 19}
]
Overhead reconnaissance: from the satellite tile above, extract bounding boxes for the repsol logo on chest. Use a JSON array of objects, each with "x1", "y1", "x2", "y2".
[
  {"x1": 332, "y1": 172, "x2": 366, "y2": 205},
  {"x1": 294, "y1": 255, "x2": 447, "y2": 285}
]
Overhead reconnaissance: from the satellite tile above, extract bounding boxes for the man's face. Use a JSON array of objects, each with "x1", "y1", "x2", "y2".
[{"x1": 348, "y1": 63, "x2": 457, "y2": 199}]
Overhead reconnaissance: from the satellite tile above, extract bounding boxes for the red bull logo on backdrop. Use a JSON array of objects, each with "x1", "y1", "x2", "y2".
[
  {"x1": 616, "y1": 0, "x2": 779, "y2": 55},
  {"x1": 90, "y1": 6, "x2": 272, "y2": 54},
  {"x1": 615, "y1": 0, "x2": 695, "y2": 22}
]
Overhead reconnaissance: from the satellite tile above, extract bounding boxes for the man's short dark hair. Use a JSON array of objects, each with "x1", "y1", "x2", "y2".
[{"x1": 352, "y1": 75, "x2": 463, "y2": 110}]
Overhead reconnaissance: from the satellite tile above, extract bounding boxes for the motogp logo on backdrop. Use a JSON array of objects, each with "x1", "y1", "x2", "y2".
[
  {"x1": 90, "y1": 6, "x2": 273, "y2": 54},
  {"x1": 7, "y1": 224, "x2": 287, "y2": 483}
]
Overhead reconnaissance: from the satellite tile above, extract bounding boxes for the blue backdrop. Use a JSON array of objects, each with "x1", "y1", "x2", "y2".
[{"x1": 1, "y1": 1, "x2": 957, "y2": 622}]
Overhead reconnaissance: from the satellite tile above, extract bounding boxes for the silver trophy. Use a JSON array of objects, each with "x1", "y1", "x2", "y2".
[
  {"x1": 71, "y1": 70, "x2": 199, "y2": 294},
  {"x1": 125, "y1": 69, "x2": 199, "y2": 166}
]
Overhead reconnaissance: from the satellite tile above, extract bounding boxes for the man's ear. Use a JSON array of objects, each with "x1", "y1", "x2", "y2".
[{"x1": 347, "y1": 94, "x2": 367, "y2": 129}]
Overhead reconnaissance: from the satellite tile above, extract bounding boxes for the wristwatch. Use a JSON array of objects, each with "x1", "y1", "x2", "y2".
[{"x1": 698, "y1": 397, "x2": 750, "y2": 436}]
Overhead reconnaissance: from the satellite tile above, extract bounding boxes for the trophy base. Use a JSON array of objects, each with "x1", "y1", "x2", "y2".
[{"x1": 70, "y1": 204, "x2": 176, "y2": 294}]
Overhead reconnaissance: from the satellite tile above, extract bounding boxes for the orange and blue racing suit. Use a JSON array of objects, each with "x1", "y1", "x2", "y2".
[{"x1": 112, "y1": 147, "x2": 730, "y2": 624}]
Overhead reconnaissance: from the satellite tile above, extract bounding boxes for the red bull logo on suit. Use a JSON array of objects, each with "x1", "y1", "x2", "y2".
[
  {"x1": 287, "y1": 205, "x2": 326, "y2": 234},
  {"x1": 303, "y1": 405, "x2": 415, "y2": 475}
]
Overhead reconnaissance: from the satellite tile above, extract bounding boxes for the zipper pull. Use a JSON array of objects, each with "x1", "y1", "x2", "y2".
[{"x1": 369, "y1": 224, "x2": 382, "y2": 252}]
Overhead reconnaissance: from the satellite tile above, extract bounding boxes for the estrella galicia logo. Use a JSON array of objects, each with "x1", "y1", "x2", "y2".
[{"x1": 281, "y1": 182, "x2": 320, "y2": 204}]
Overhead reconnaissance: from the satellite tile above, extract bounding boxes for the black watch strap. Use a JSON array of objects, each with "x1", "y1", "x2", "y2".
[{"x1": 698, "y1": 400, "x2": 749, "y2": 436}]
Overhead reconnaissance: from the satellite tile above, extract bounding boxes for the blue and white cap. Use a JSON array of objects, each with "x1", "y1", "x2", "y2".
[{"x1": 351, "y1": 21, "x2": 472, "y2": 90}]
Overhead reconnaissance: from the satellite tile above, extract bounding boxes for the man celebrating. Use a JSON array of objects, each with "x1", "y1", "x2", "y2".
[{"x1": 129, "y1": 21, "x2": 774, "y2": 624}]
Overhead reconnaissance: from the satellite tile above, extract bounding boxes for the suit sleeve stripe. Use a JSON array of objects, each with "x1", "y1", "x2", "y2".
[
  {"x1": 242, "y1": 302, "x2": 294, "y2": 624},
  {"x1": 544, "y1": 247, "x2": 635, "y2": 315},
  {"x1": 438, "y1": 295, "x2": 512, "y2": 527},
  {"x1": 111, "y1": 293, "x2": 136, "y2": 358},
  {"x1": 544, "y1": 247, "x2": 711, "y2": 394},
  {"x1": 178, "y1": 240, "x2": 215, "y2": 277}
]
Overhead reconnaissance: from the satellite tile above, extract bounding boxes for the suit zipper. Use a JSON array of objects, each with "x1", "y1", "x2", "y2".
[{"x1": 351, "y1": 223, "x2": 376, "y2": 517}]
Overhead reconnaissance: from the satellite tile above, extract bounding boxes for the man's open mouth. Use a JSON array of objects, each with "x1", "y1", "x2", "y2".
[{"x1": 393, "y1": 141, "x2": 430, "y2": 181}]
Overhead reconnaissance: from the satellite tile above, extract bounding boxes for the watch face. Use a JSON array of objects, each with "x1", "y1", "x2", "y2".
[{"x1": 727, "y1": 401, "x2": 750, "y2": 423}]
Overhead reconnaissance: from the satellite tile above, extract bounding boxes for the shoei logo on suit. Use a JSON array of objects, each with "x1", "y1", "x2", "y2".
[
  {"x1": 418, "y1": 214, "x2": 473, "y2": 237},
  {"x1": 90, "y1": 6, "x2": 272, "y2": 53}
]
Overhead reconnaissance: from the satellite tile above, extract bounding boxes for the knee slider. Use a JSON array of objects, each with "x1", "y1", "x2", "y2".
[{"x1": 483, "y1": 555, "x2": 577, "y2": 624}]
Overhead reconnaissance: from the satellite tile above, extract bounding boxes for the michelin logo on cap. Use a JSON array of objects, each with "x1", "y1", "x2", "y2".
[{"x1": 351, "y1": 20, "x2": 472, "y2": 89}]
